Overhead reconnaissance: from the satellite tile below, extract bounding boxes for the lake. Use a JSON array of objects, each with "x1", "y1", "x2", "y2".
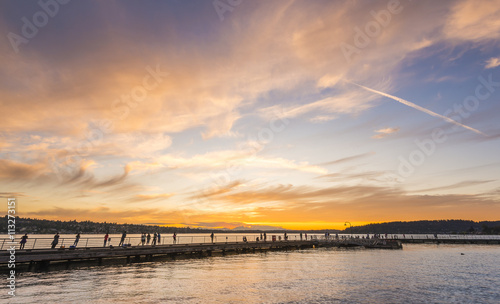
[{"x1": 3, "y1": 243, "x2": 499, "y2": 303}]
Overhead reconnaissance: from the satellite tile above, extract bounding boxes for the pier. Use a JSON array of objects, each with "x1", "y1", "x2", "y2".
[
  {"x1": 0, "y1": 237, "x2": 401, "y2": 271},
  {"x1": 2, "y1": 239, "x2": 315, "y2": 271}
]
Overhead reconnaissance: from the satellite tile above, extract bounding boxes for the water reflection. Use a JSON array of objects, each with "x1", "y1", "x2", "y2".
[{"x1": 4, "y1": 244, "x2": 499, "y2": 303}]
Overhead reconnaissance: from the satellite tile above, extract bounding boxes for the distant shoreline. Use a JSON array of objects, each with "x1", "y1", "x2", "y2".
[{"x1": 2, "y1": 216, "x2": 499, "y2": 235}]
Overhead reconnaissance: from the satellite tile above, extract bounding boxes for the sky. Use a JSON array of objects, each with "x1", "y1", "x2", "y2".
[{"x1": 1, "y1": 0, "x2": 499, "y2": 230}]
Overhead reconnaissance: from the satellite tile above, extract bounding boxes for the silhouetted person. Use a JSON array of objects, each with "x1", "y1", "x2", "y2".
[
  {"x1": 147, "y1": 233, "x2": 151, "y2": 244},
  {"x1": 158, "y1": 232, "x2": 161, "y2": 244},
  {"x1": 211, "y1": 232, "x2": 215, "y2": 243},
  {"x1": 20, "y1": 233, "x2": 28, "y2": 249},
  {"x1": 73, "y1": 233, "x2": 80, "y2": 247},
  {"x1": 119, "y1": 231, "x2": 127, "y2": 246},
  {"x1": 173, "y1": 232, "x2": 177, "y2": 244},
  {"x1": 104, "y1": 233, "x2": 109, "y2": 247},
  {"x1": 152, "y1": 232, "x2": 157, "y2": 245},
  {"x1": 141, "y1": 233, "x2": 146, "y2": 246},
  {"x1": 300, "y1": 232, "x2": 303, "y2": 240},
  {"x1": 51, "y1": 233, "x2": 60, "y2": 249}
]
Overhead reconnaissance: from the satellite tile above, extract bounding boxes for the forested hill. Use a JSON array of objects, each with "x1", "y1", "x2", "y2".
[
  {"x1": 1, "y1": 216, "x2": 286, "y2": 234},
  {"x1": 1, "y1": 216, "x2": 211, "y2": 234},
  {"x1": 344, "y1": 220, "x2": 500, "y2": 234}
]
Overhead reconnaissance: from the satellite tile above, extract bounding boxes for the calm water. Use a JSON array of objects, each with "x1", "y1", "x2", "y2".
[{"x1": 4, "y1": 244, "x2": 499, "y2": 303}]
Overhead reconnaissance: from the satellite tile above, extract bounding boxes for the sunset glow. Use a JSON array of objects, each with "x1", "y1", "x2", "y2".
[{"x1": 1, "y1": 0, "x2": 500, "y2": 230}]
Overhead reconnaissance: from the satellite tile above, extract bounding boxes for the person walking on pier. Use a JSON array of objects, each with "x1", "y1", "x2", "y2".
[
  {"x1": 119, "y1": 231, "x2": 127, "y2": 247},
  {"x1": 104, "y1": 233, "x2": 109, "y2": 247},
  {"x1": 211, "y1": 232, "x2": 215, "y2": 243},
  {"x1": 158, "y1": 232, "x2": 161, "y2": 244},
  {"x1": 141, "y1": 233, "x2": 146, "y2": 246},
  {"x1": 147, "y1": 233, "x2": 151, "y2": 244},
  {"x1": 73, "y1": 233, "x2": 80, "y2": 247},
  {"x1": 20, "y1": 233, "x2": 28, "y2": 249},
  {"x1": 152, "y1": 232, "x2": 157, "y2": 246},
  {"x1": 263, "y1": 232, "x2": 267, "y2": 242},
  {"x1": 173, "y1": 232, "x2": 177, "y2": 244},
  {"x1": 300, "y1": 232, "x2": 303, "y2": 240},
  {"x1": 51, "y1": 232, "x2": 60, "y2": 249}
]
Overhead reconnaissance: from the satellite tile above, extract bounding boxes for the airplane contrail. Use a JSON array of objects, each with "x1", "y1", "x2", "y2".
[{"x1": 350, "y1": 82, "x2": 487, "y2": 136}]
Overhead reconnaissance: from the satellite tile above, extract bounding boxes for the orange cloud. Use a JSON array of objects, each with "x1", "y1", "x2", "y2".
[{"x1": 444, "y1": 0, "x2": 500, "y2": 42}]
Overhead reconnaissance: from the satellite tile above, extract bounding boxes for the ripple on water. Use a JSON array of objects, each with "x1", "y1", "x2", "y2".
[{"x1": 3, "y1": 244, "x2": 499, "y2": 304}]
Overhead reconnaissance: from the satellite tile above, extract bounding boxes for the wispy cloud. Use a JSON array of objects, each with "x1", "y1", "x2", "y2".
[
  {"x1": 136, "y1": 149, "x2": 328, "y2": 175},
  {"x1": 0, "y1": 159, "x2": 48, "y2": 181},
  {"x1": 316, "y1": 152, "x2": 375, "y2": 167},
  {"x1": 444, "y1": 0, "x2": 500, "y2": 42},
  {"x1": 372, "y1": 127, "x2": 400, "y2": 139},
  {"x1": 260, "y1": 89, "x2": 382, "y2": 121},
  {"x1": 63, "y1": 163, "x2": 132, "y2": 189},
  {"x1": 412, "y1": 180, "x2": 495, "y2": 193},
  {"x1": 128, "y1": 193, "x2": 175, "y2": 203},
  {"x1": 485, "y1": 57, "x2": 500, "y2": 69},
  {"x1": 191, "y1": 180, "x2": 244, "y2": 200},
  {"x1": 318, "y1": 170, "x2": 395, "y2": 183},
  {"x1": 0, "y1": 192, "x2": 26, "y2": 198}
]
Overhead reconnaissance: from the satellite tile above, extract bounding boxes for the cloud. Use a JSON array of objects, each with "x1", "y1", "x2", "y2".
[
  {"x1": 0, "y1": 192, "x2": 26, "y2": 198},
  {"x1": 318, "y1": 170, "x2": 395, "y2": 183},
  {"x1": 444, "y1": 0, "x2": 500, "y2": 42},
  {"x1": 309, "y1": 115, "x2": 337, "y2": 123},
  {"x1": 102, "y1": 133, "x2": 173, "y2": 158},
  {"x1": 0, "y1": 159, "x2": 48, "y2": 181},
  {"x1": 191, "y1": 180, "x2": 244, "y2": 200},
  {"x1": 63, "y1": 163, "x2": 131, "y2": 189},
  {"x1": 316, "y1": 152, "x2": 375, "y2": 167},
  {"x1": 23, "y1": 206, "x2": 189, "y2": 224},
  {"x1": 18, "y1": 181, "x2": 500, "y2": 227},
  {"x1": 2, "y1": 1, "x2": 500, "y2": 228},
  {"x1": 134, "y1": 148, "x2": 328, "y2": 175},
  {"x1": 485, "y1": 57, "x2": 500, "y2": 69},
  {"x1": 176, "y1": 182, "x2": 500, "y2": 223},
  {"x1": 412, "y1": 180, "x2": 495, "y2": 193},
  {"x1": 0, "y1": 0, "x2": 494, "y2": 144},
  {"x1": 260, "y1": 88, "x2": 383, "y2": 121},
  {"x1": 317, "y1": 74, "x2": 343, "y2": 88},
  {"x1": 372, "y1": 127, "x2": 400, "y2": 139},
  {"x1": 129, "y1": 193, "x2": 175, "y2": 203}
]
